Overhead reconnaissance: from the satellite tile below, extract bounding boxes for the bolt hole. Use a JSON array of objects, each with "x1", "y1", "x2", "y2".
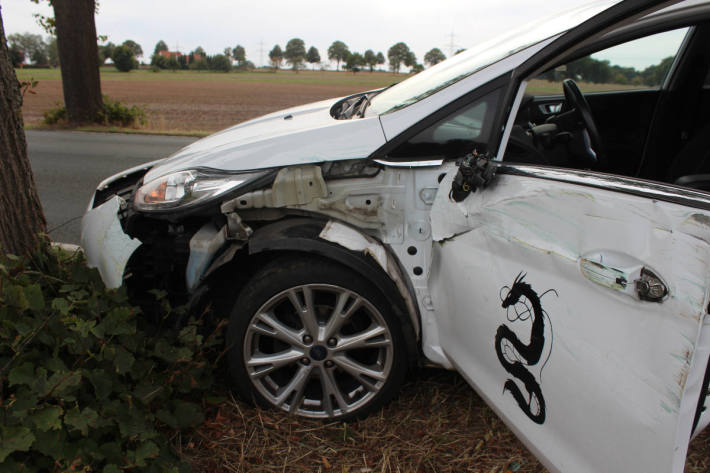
[
  {"x1": 413, "y1": 266, "x2": 423, "y2": 276},
  {"x1": 308, "y1": 181, "x2": 313, "y2": 186},
  {"x1": 407, "y1": 246, "x2": 417, "y2": 255},
  {"x1": 365, "y1": 199, "x2": 372, "y2": 205},
  {"x1": 240, "y1": 200, "x2": 247, "y2": 206}
]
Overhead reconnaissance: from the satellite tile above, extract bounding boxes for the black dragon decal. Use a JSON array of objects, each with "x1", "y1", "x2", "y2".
[{"x1": 495, "y1": 272, "x2": 556, "y2": 424}]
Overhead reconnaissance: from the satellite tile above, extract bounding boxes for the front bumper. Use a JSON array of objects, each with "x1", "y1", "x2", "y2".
[{"x1": 80, "y1": 195, "x2": 141, "y2": 288}]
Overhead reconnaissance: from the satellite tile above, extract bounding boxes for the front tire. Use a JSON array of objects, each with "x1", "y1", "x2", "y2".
[{"x1": 226, "y1": 256, "x2": 407, "y2": 421}]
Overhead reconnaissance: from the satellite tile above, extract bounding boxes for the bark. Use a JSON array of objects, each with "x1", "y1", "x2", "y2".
[
  {"x1": 0, "y1": 5, "x2": 47, "y2": 255},
  {"x1": 51, "y1": 0, "x2": 103, "y2": 124}
]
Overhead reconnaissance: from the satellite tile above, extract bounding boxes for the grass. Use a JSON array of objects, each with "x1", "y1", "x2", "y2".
[{"x1": 183, "y1": 368, "x2": 710, "y2": 472}]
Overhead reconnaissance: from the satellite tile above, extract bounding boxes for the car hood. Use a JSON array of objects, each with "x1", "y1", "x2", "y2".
[{"x1": 143, "y1": 97, "x2": 387, "y2": 182}]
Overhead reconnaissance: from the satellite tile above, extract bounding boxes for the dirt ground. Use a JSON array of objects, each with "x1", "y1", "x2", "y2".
[{"x1": 19, "y1": 71, "x2": 397, "y2": 134}]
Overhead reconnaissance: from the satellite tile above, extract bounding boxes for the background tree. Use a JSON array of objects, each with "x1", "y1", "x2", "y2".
[
  {"x1": 455, "y1": 48, "x2": 466, "y2": 55},
  {"x1": 48, "y1": 0, "x2": 104, "y2": 123},
  {"x1": 0, "y1": 7, "x2": 47, "y2": 254},
  {"x1": 111, "y1": 44, "x2": 137, "y2": 72},
  {"x1": 223, "y1": 47, "x2": 232, "y2": 60},
  {"x1": 193, "y1": 46, "x2": 206, "y2": 58},
  {"x1": 387, "y1": 42, "x2": 412, "y2": 73},
  {"x1": 8, "y1": 33, "x2": 47, "y2": 65},
  {"x1": 232, "y1": 44, "x2": 246, "y2": 67},
  {"x1": 376, "y1": 51, "x2": 385, "y2": 68},
  {"x1": 121, "y1": 39, "x2": 142, "y2": 59},
  {"x1": 306, "y1": 46, "x2": 320, "y2": 70},
  {"x1": 9, "y1": 44, "x2": 24, "y2": 67},
  {"x1": 284, "y1": 38, "x2": 306, "y2": 71},
  {"x1": 47, "y1": 36, "x2": 59, "y2": 67},
  {"x1": 345, "y1": 52, "x2": 364, "y2": 73},
  {"x1": 327, "y1": 40, "x2": 349, "y2": 71},
  {"x1": 153, "y1": 39, "x2": 168, "y2": 56},
  {"x1": 98, "y1": 41, "x2": 116, "y2": 64},
  {"x1": 209, "y1": 54, "x2": 232, "y2": 72},
  {"x1": 269, "y1": 44, "x2": 283, "y2": 69},
  {"x1": 364, "y1": 49, "x2": 377, "y2": 72},
  {"x1": 424, "y1": 48, "x2": 446, "y2": 66}
]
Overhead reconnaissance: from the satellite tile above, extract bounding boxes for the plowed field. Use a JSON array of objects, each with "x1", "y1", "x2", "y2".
[{"x1": 17, "y1": 69, "x2": 401, "y2": 134}]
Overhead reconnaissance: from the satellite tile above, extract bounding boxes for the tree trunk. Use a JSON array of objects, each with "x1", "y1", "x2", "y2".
[
  {"x1": 0, "y1": 6, "x2": 47, "y2": 255},
  {"x1": 52, "y1": 0, "x2": 103, "y2": 124}
]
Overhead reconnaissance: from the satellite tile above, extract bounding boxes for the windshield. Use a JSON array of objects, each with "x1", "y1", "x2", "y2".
[{"x1": 367, "y1": 0, "x2": 618, "y2": 116}]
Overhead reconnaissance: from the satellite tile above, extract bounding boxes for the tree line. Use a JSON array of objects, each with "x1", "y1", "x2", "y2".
[{"x1": 541, "y1": 55, "x2": 676, "y2": 86}]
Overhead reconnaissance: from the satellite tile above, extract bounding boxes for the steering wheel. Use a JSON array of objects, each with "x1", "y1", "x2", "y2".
[{"x1": 562, "y1": 79, "x2": 606, "y2": 166}]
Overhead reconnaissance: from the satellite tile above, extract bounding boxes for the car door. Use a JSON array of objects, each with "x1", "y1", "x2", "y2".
[
  {"x1": 425, "y1": 1, "x2": 710, "y2": 472},
  {"x1": 429, "y1": 166, "x2": 710, "y2": 473}
]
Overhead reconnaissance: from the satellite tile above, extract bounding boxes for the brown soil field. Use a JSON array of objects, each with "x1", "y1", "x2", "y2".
[{"x1": 19, "y1": 71, "x2": 397, "y2": 134}]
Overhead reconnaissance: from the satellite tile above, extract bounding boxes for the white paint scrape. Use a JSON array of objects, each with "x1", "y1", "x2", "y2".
[{"x1": 318, "y1": 220, "x2": 388, "y2": 270}]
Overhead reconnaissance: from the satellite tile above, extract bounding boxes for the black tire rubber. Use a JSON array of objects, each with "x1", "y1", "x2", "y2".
[{"x1": 226, "y1": 255, "x2": 408, "y2": 421}]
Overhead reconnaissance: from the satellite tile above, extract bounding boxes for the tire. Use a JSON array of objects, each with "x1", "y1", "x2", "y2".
[{"x1": 226, "y1": 256, "x2": 408, "y2": 421}]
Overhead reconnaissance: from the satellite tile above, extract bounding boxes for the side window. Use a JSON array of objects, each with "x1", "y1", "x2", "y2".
[
  {"x1": 534, "y1": 28, "x2": 689, "y2": 94},
  {"x1": 389, "y1": 88, "x2": 501, "y2": 159}
]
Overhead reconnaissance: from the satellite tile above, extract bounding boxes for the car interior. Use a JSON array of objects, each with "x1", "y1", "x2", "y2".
[{"x1": 503, "y1": 22, "x2": 710, "y2": 190}]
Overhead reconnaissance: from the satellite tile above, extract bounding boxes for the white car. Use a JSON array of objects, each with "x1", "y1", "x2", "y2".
[{"x1": 81, "y1": 1, "x2": 710, "y2": 471}]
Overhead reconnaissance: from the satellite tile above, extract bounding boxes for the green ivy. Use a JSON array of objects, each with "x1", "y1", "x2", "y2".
[{"x1": 0, "y1": 247, "x2": 224, "y2": 472}]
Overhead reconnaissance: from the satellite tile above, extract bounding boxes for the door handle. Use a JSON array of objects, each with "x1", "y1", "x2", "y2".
[{"x1": 579, "y1": 250, "x2": 668, "y2": 302}]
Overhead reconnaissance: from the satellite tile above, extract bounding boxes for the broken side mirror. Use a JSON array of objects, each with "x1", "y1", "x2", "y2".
[{"x1": 450, "y1": 151, "x2": 496, "y2": 202}]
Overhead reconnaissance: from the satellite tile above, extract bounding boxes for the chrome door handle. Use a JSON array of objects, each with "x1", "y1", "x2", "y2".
[{"x1": 580, "y1": 251, "x2": 668, "y2": 303}]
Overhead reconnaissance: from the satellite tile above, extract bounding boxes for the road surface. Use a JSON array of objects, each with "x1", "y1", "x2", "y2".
[{"x1": 27, "y1": 130, "x2": 198, "y2": 245}]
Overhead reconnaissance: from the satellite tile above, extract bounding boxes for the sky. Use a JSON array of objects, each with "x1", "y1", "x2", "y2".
[{"x1": 1, "y1": 0, "x2": 684, "y2": 70}]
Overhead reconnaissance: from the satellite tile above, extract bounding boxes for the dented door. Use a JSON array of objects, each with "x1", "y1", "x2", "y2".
[{"x1": 428, "y1": 165, "x2": 710, "y2": 473}]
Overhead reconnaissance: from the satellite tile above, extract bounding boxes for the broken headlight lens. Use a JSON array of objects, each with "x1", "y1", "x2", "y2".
[{"x1": 134, "y1": 169, "x2": 265, "y2": 212}]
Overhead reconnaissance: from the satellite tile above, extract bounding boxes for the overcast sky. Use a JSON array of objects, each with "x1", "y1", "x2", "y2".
[{"x1": 1, "y1": 0, "x2": 683, "y2": 70}]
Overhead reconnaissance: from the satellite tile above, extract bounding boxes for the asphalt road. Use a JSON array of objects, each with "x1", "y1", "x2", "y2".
[{"x1": 27, "y1": 130, "x2": 198, "y2": 245}]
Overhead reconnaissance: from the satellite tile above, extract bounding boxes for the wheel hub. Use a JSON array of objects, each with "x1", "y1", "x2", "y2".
[{"x1": 309, "y1": 345, "x2": 328, "y2": 361}]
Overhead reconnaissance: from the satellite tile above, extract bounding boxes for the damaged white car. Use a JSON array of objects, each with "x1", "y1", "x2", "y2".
[{"x1": 82, "y1": 1, "x2": 710, "y2": 471}]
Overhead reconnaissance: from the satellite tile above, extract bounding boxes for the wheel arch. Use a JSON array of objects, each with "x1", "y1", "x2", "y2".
[{"x1": 200, "y1": 217, "x2": 421, "y2": 366}]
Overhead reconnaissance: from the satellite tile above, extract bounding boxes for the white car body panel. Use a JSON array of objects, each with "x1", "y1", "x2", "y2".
[
  {"x1": 430, "y1": 169, "x2": 710, "y2": 473},
  {"x1": 144, "y1": 100, "x2": 386, "y2": 182},
  {"x1": 80, "y1": 196, "x2": 141, "y2": 288}
]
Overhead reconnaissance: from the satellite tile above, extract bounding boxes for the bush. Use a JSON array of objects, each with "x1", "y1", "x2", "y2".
[
  {"x1": 43, "y1": 96, "x2": 146, "y2": 128},
  {"x1": 0, "y1": 246, "x2": 224, "y2": 472},
  {"x1": 98, "y1": 96, "x2": 146, "y2": 127},
  {"x1": 112, "y1": 45, "x2": 138, "y2": 72}
]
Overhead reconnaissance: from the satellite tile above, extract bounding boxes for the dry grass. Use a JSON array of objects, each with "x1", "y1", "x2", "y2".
[{"x1": 181, "y1": 369, "x2": 710, "y2": 473}]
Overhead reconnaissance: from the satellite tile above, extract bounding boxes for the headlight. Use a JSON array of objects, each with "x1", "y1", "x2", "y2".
[{"x1": 134, "y1": 169, "x2": 266, "y2": 212}]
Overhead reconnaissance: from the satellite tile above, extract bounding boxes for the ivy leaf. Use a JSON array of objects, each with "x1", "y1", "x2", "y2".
[
  {"x1": 0, "y1": 426, "x2": 35, "y2": 462},
  {"x1": 45, "y1": 370, "x2": 82, "y2": 398},
  {"x1": 103, "y1": 465, "x2": 121, "y2": 473},
  {"x1": 113, "y1": 347, "x2": 135, "y2": 374},
  {"x1": 8, "y1": 361, "x2": 35, "y2": 387},
  {"x1": 64, "y1": 406, "x2": 99, "y2": 436},
  {"x1": 25, "y1": 284, "x2": 45, "y2": 311},
  {"x1": 4, "y1": 285, "x2": 29, "y2": 312},
  {"x1": 87, "y1": 369, "x2": 113, "y2": 400},
  {"x1": 95, "y1": 307, "x2": 135, "y2": 337},
  {"x1": 30, "y1": 405, "x2": 63, "y2": 431},
  {"x1": 133, "y1": 441, "x2": 159, "y2": 467},
  {"x1": 34, "y1": 429, "x2": 67, "y2": 461},
  {"x1": 51, "y1": 297, "x2": 72, "y2": 316}
]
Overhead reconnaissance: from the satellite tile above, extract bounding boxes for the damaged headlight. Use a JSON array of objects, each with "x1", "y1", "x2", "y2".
[{"x1": 134, "y1": 169, "x2": 267, "y2": 212}]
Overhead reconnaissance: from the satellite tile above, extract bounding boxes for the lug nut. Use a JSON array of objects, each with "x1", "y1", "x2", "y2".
[
  {"x1": 303, "y1": 335, "x2": 313, "y2": 344},
  {"x1": 301, "y1": 357, "x2": 311, "y2": 365},
  {"x1": 324, "y1": 360, "x2": 334, "y2": 368},
  {"x1": 327, "y1": 337, "x2": 337, "y2": 347}
]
